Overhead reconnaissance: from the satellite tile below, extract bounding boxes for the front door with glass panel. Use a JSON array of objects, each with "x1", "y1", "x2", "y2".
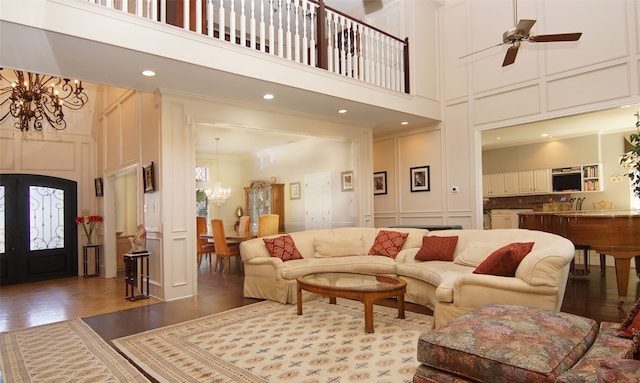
[{"x1": 0, "y1": 174, "x2": 78, "y2": 285}]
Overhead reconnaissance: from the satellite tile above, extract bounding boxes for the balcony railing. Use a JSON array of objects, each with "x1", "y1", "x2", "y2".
[{"x1": 84, "y1": 0, "x2": 409, "y2": 93}]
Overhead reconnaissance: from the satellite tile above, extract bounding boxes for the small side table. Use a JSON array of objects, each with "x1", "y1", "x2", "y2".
[
  {"x1": 82, "y1": 243, "x2": 101, "y2": 277},
  {"x1": 124, "y1": 251, "x2": 150, "y2": 301}
]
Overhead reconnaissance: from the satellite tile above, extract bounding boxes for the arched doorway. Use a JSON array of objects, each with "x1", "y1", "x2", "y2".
[{"x1": 0, "y1": 174, "x2": 78, "y2": 285}]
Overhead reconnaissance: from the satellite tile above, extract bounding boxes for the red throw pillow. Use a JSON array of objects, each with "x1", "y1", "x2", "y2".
[
  {"x1": 263, "y1": 235, "x2": 303, "y2": 261},
  {"x1": 415, "y1": 235, "x2": 459, "y2": 261},
  {"x1": 617, "y1": 297, "x2": 640, "y2": 339},
  {"x1": 473, "y1": 242, "x2": 534, "y2": 277},
  {"x1": 368, "y1": 230, "x2": 409, "y2": 258}
]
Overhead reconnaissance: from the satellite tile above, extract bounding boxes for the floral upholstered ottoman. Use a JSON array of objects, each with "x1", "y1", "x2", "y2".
[{"x1": 414, "y1": 305, "x2": 598, "y2": 383}]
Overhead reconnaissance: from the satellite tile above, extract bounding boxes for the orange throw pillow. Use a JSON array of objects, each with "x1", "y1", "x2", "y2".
[
  {"x1": 415, "y1": 236, "x2": 459, "y2": 261},
  {"x1": 473, "y1": 242, "x2": 534, "y2": 277},
  {"x1": 263, "y1": 235, "x2": 303, "y2": 261}
]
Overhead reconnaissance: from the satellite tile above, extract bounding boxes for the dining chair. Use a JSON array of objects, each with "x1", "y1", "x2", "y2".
[
  {"x1": 211, "y1": 219, "x2": 242, "y2": 273},
  {"x1": 196, "y1": 216, "x2": 215, "y2": 268},
  {"x1": 238, "y1": 215, "x2": 251, "y2": 233},
  {"x1": 258, "y1": 214, "x2": 279, "y2": 237}
]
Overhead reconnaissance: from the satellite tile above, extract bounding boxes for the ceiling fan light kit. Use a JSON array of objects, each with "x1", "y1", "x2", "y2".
[{"x1": 461, "y1": 1, "x2": 582, "y2": 67}]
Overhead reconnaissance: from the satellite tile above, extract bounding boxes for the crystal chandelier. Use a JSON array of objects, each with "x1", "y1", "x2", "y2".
[
  {"x1": 205, "y1": 137, "x2": 231, "y2": 207},
  {"x1": 0, "y1": 69, "x2": 88, "y2": 133}
]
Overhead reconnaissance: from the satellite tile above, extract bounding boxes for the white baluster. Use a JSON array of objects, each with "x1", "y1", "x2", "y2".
[
  {"x1": 219, "y1": 0, "x2": 226, "y2": 41},
  {"x1": 122, "y1": 0, "x2": 128, "y2": 13},
  {"x1": 240, "y1": 0, "x2": 247, "y2": 47},
  {"x1": 182, "y1": 0, "x2": 189, "y2": 31},
  {"x1": 326, "y1": 13, "x2": 333, "y2": 72},
  {"x1": 277, "y1": 0, "x2": 284, "y2": 57},
  {"x1": 346, "y1": 20, "x2": 352, "y2": 77},
  {"x1": 230, "y1": 0, "x2": 236, "y2": 44},
  {"x1": 105, "y1": 0, "x2": 113, "y2": 9},
  {"x1": 196, "y1": 0, "x2": 202, "y2": 34},
  {"x1": 340, "y1": 17, "x2": 346, "y2": 76},
  {"x1": 286, "y1": 0, "x2": 292, "y2": 60},
  {"x1": 135, "y1": 0, "x2": 142, "y2": 17},
  {"x1": 309, "y1": 4, "x2": 315, "y2": 66},
  {"x1": 158, "y1": 0, "x2": 165, "y2": 23},
  {"x1": 250, "y1": 0, "x2": 257, "y2": 49},
  {"x1": 374, "y1": 33, "x2": 381, "y2": 86},
  {"x1": 300, "y1": 0, "x2": 307, "y2": 64},
  {"x1": 355, "y1": 24, "x2": 362, "y2": 80},
  {"x1": 260, "y1": 0, "x2": 266, "y2": 52},
  {"x1": 207, "y1": 0, "x2": 214, "y2": 37},
  {"x1": 269, "y1": 0, "x2": 275, "y2": 54}
]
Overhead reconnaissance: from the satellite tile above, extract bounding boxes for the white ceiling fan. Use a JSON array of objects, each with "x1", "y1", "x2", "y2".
[{"x1": 461, "y1": 0, "x2": 582, "y2": 67}]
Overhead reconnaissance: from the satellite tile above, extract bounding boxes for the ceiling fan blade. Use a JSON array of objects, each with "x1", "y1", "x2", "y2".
[
  {"x1": 529, "y1": 32, "x2": 582, "y2": 42},
  {"x1": 459, "y1": 42, "x2": 506, "y2": 59},
  {"x1": 502, "y1": 43, "x2": 520, "y2": 67},
  {"x1": 514, "y1": 19, "x2": 536, "y2": 36}
]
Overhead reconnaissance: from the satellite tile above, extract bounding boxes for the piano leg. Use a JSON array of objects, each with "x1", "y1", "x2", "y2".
[
  {"x1": 636, "y1": 256, "x2": 640, "y2": 278},
  {"x1": 614, "y1": 257, "x2": 632, "y2": 304}
]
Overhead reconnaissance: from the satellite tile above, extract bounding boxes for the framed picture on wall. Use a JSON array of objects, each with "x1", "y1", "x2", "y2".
[
  {"x1": 341, "y1": 171, "x2": 354, "y2": 192},
  {"x1": 373, "y1": 171, "x2": 387, "y2": 195},
  {"x1": 290, "y1": 182, "x2": 301, "y2": 199},
  {"x1": 143, "y1": 161, "x2": 156, "y2": 193},
  {"x1": 94, "y1": 177, "x2": 104, "y2": 197},
  {"x1": 410, "y1": 165, "x2": 430, "y2": 192}
]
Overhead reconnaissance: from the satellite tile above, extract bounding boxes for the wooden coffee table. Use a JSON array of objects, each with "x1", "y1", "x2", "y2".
[{"x1": 296, "y1": 272, "x2": 406, "y2": 333}]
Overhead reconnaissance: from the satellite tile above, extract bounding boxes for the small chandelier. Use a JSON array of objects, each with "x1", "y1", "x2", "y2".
[
  {"x1": 0, "y1": 69, "x2": 88, "y2": 133},
  {"x1": 205, "y1": 137, "x2": 231, "y2": 207}
]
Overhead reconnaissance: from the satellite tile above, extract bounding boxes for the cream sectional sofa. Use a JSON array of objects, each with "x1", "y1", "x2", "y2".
[{"x1": 239, "y1": 227, "x2": 575, "y2": 328}]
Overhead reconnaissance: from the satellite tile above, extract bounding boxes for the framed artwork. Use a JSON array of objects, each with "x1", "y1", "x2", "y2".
[
  {"x1": 373, "y1": 171, "x2": 387, "y2": 195},
  {"x1": 410, "y1": 165, "x2": 430, "y2": 192},
  {"x1": 94, "y1": 177, "x2": 104, "y2": 197},
  {"x1": 341, "y1": 171, "x2": 354, "y2": 192},
  {"x1": 143, "y1": 161, "x2": 156, "y2": 193},
  {"x1": 290, "y1": 182, "x2": 301, "y2": 199}
]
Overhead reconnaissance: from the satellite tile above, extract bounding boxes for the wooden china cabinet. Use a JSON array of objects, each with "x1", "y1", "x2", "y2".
[{"x1": 244, "y1": 181, "x2": 285, "y2": 235}]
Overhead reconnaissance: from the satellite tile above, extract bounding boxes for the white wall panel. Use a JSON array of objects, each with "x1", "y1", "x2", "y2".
[
  {"x1": 374, "y1": 216, "x2": 397, "y2": 228},
  {"x1": 441, "y1": 1, "x2": 469, "y2": 101},
  {"x1": 105, "y1": 107, "x2": 120, "y2": 171},
  {"x1": 0, "y1": 137, "x2": 15, "y2": 169},
  {"x1": 373, "y1": 138, "x2": 396, "y2": 214},
  {"x1": 469, "y1": 0, "x2": 539, "y2": 94},
  {"x1": 22, "y1": 140, "x2": 75, "y2": 171},
  {"x1": 398, "y1": 130, "x2": 443, "y2": 213},
  {"x1": 120, "y1": 93, "x2": 139, "y2": 164},
  {"x1": 546, "y1": 64, "x2": 631, "y2": 112},
  {"x1": 474, "y1": 85, "x2": 540, "y2": 125},
  {"x1": 444, "y1": 102, "x2": 472, "y2": 212},
  {"x1": 543, "y1": 1, "x2": 628, "y2": 75}
]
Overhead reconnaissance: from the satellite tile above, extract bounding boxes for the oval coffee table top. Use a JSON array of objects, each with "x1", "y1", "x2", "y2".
[{"x1": 297, "y1": 272, "x2": 406, "y2": 293}]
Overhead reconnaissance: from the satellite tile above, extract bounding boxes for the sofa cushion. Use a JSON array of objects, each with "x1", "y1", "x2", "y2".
[
  {"x1": 453, "y1": 241, "x2": 504, "y2": 267},
  {"x1": 473, "y1": 242, "x2": 534, "y2": 277},
  {"x1": 368, "y1": 230, "x2": 409, "y2": 258},
  {"x1": 396, "y1": 261, "x2": 473, "y2": 303},
  {"x1": 280, "y1": 255, "x2": 397, "y2": 280},
  {"x1": 617, "y1": 297, "x2": 640, "y2": 339},
  {"x1": 263, "y1": 235, "x2": 303, "y2": 261},
  {"x1": 415, "y1": 235, "x2": 458, "y2": 261},
  {"x1": 625, "y1": 329, "x2": 640, "y2": 360},
  {"x1": 313, "y1": 235, "x2": 364, "y2": 258},
  {"x1": 556, "y1": 322, "x2": 630, "y2": 383},
  {"x1": 418, "y1": 305, "x2": 598, "y2": 383},
  {"x1": 597, "y1": 359, "x2": 640, "y2": 382}
]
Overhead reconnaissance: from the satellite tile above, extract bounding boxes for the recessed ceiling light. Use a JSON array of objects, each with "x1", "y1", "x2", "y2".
[
  {"x1": 141, "y1": 70, "x2": 156, "y2": 77},
  {"x1": 401, "y1": 121, "x2": 408, "y2": 125},
  {"x1": 541, "y1": 133, "x2": 549, "y2": 137},
  {"x1": 263, "y1": 94, "x2": 274, "y2": 100},
  {"x1": 338, "y1": 109, "x2": 347, "y2": 114},
  {"x1": 496, "y1": 137, "x2": 502, "y2": 140}
]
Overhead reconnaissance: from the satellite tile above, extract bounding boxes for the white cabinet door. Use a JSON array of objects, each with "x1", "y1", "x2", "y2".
[
  {"x1": 533, "y1": 169, "x2": 550, "y2": 193},
  {"x1": 484, "y1": 173, "x2": 505, "y2": 197},
  {"x1": 518, "y1": 171, "x2": 534, "y2": 194},
  {"x1": 503, "y1": 172, "x2": 519, "y2": 195}
]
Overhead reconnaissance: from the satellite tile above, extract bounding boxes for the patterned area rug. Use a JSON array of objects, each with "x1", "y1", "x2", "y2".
[
  {"x1": 113, "y1": 299, "x2": 433, "y2": 383},
  {"x1": 0, "y1": 319, "x2": 149, "y2": 383}
]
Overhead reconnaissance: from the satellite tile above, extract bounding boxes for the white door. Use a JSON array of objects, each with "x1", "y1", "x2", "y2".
[{"x1": 304, "y1": 172, "x2": 332, "y2": 230}]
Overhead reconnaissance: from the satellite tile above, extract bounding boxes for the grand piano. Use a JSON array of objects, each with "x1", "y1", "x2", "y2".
[{"x1": 519, "y1": 210, "x2": 640, "y2": 303}]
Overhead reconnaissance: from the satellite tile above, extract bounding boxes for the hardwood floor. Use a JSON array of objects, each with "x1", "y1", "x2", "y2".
[{"x1": 1, "y1": 261, "x2": 639, "y2": 341}]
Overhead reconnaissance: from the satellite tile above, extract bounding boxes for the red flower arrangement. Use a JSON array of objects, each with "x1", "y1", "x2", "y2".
[{"x1": 75, "y1": 215, "x2": 103, "y2": 244}]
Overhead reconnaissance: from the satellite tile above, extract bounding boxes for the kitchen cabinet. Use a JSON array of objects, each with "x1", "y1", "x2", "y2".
[
  {"x1": 490, "y1": 209, "x2": 532, "y2": 229},
  {"x1": 503, "y1": 172, "x2": 519, "y2": 195},
  {"x1": 483, "y1": 173, "x2": 504, "y2": 197},
  {"x1": 518, "y1": 169, "x2": 550, "y2": 194}
]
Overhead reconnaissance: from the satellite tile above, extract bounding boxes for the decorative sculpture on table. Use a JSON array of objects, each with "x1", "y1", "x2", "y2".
[{"x1": 129, "y1": 224, "x2": 147, "y2": 253}]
